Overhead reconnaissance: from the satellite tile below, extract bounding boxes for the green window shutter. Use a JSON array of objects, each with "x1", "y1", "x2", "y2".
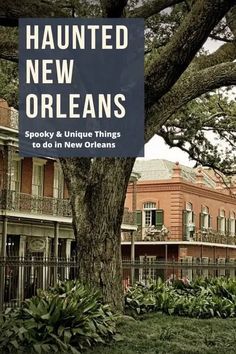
[
  {"x1": 155, "y1": 209, "x2": 164, "y2": 230},
  {"x1": 135, "y1": 210, "x2": 142, "y2": 226},
  {"x1": 209, "y1": 215, "x2": 212, "y2": 228},
  {"x1": 228, "y1": 219, "x2": 231, "y2": 234},
  {"x1": 183, "y1": 210, "x2": 188, "y2": 240},
  {"x1": 192, "y1": 212, "x2": 195, "y2": 223},
  {"x1": 199, "y1": 213, "x2": 204, "y2": 229},
  {"x1": 225, "y1": 218, "x2": 228, "y2": 234},
  {"x1": 217, "y1": 216, "x2": 221, "y2": 232}
]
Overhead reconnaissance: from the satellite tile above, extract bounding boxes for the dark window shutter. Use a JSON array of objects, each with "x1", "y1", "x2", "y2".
[
  {"x1": 217, "y1": 216, "x2": 221, "y2": 232},
  {"x1": 183, "y1": 210, "x2": 188, "y2": 240},
  {"x1": 155, "y1": 209, "x2": 164, "y2": 230},
  {"x1": 192, "y1": 212, "x2": 195, "y2": 223},
  {"x1": 209, "y1": 215, "x2": 213, "y2": 228},
  {"x1": 208, "y1": 214, "x2": 211, "y2": 228},
  {"x1": 199, "y1": 213, "x2": 204, "y2": 229},
  {"x1": 228, "y1": 219, "x2": 231, "y2": 234},
  {"x1": 135, "y1": 210, "x2": 142, "y2": 226}
]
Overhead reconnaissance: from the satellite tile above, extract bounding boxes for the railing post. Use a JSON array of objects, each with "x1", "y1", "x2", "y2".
[
  {"x1": 18, "y1": 236, "x2": 26, "y2": 302},
  {"x1": 53, "y1": 222, "x2": 59, "y2": 285},
  {"x1": 65, "y1": 239, "x2": 72, "y2": 279},
  {"x1": 172, "y1": 257, "x2": 175, "y2": 280},
  {"x1": 0, "y1": 216, "x2": 8, "y2": 312},
  {"x1": 164, "y1": 244, "x2": 168, "y2": 280},
  {"x1": 130, "y1": 231, "x2": 135, "y2": 285}
]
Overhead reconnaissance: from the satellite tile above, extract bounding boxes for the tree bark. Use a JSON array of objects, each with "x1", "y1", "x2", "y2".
[
  {"x1": 60, "y1": 157, "x2": 135, "y2": 311},
  {"x1": 145, "y1": 61, "x2": 236, "y2": 141},
  {"x1": 145, "y1": 0, "x2": 236, "y2": 109}
]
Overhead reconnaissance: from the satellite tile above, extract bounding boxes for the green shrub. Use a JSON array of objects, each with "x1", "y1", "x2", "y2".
[
  {"x1": 125, "y1": 277, "x2": 236, "y2": 319},
  {"x1": 0, "y1": 281, "x2": 116, "y2": 354}
]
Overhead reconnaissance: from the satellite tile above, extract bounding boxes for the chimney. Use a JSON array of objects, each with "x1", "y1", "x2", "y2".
[
  {"x1": 195, "y1": 168, "x2": 204, "y2": 186},
  {"x1": 172, "y1": 162, "x2": 182, "y2": 180}
]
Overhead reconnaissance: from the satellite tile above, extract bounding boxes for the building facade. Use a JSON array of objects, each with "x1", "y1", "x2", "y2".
[
  {"x1": 0, "y1": 98, "x2": 137, "y2": 301},
  {"x1": 123, "y1": 159, "x2": 236, "y2": 275}
]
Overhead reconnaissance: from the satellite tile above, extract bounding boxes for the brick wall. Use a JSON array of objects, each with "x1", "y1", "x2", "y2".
[{"x1": 0, "y1": 99, "x2": 10, "y2": 127}]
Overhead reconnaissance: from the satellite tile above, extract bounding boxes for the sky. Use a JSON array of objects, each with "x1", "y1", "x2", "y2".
[
  {"x1": 142, "y1": 39, "x2": 225, "y2": 167},
  {"x1": 143, "y1": 135, "x2": 195, "y2": 166}
]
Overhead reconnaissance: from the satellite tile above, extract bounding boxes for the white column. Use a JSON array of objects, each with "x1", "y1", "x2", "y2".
[
  {"x1": 65, "y1": 239, "x2": 72, "y2": 279},
  {"x1": 43, "y1": 237, "x2": 50, "y2": 289},
  {"x1": 18, "y1": 236, "x2": 26, "y2": 301}
]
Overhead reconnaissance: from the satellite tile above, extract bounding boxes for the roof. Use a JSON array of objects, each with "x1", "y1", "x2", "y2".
[{"x1": 133, "y1": 159, "x2": 216, "y2": 188}]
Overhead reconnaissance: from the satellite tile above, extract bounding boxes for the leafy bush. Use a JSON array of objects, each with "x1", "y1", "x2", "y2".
[
  {"x1": 0, "y1": 280, "x2": 116, "y2": 354},
  {"x1": 125, "y1": 277, "x2": 236, "y2": 319}
]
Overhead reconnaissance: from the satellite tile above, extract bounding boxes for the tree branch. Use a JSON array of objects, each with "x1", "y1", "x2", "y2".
[
  {"x1": 145, "y1": 61, "x2": 236, "y2": 141},
  {"x1": 100, "y1": 0, "x2": 128, "y2": 17},
  {"x1": 159, "y1": 128, "x2": 236, "y2": 175},
  {"x1": 0, "y1": 53, "x2": 18, "y2": 62},
  {"x1": 145, "y1": 0, "x2": 236, "y2": 111},
  {"x1": 0, "y1": 0, "x2": 67, "y2": 24},
  {"x1": 128, "y1": 0, "x2": 183, "y2": 19},
  {"x1": 0, "y1": 18, "x2": 18, "y2": 27},
  {"x1": 209, "y1": 34, "x2": 233, "y2": 42},
  {"x1": 191, "y1": 41, "x2": 236, "y2": 71},
  {"x1": 226, "y1": 5, "x2": 236, "y2": 37}
]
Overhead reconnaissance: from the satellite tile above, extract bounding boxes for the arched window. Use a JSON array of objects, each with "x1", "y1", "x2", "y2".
[
  {"x1": 186, "y1": 202, "x2": 193, "y2": 211},
  {"x1": 183, "y1": 202, "x2": 195, "y2": 241},
  {"x1": 143, "y1": 202, "x2": 156, "y2": 210},
  {"x1": 217, "y1": 209, "x2": 226, "y2": 234},
  {"x1": 200, "y1": 205, "x2": 210, "y2": 229}
]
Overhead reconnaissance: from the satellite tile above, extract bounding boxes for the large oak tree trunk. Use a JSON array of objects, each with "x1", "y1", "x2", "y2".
[{"x1": 60, "y1": 157, "x2": 135, "y2": 311}]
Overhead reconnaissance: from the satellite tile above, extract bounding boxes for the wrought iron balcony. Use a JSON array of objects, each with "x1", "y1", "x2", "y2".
[
  {"x1": 192, "y1": 229, "x2": 236, "y2": 245},
  {"x1": 0, "y1": 190, "x2": 72, "y2": 218},
  {"x1": 0, "y1": 190, "x2": 136, "y2": 225},
  {"x1": 0, "y1": 108, "x2": 18, "y2": 130},
  {"x1": 122, "y1": 226, "x2": 236, "y2": 246}
]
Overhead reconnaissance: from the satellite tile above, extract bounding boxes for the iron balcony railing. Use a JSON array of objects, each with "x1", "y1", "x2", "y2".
[
  {"x1": 0, "y1": 190, "x2": 71, "y2": 217},
  {"x1": 0, "y1": 189, "x2": 135, "y2": 224},
  {"x1": 122, "y1": 227, "x2": 236, "y2": 246},
  {"x1": 0, "y1": 107, "x2": 18, "y2": 130}
]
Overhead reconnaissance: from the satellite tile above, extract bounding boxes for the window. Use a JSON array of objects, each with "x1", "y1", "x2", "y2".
[
  {"x1": 186, "y1": 202, "x2": 194, "y2": 225},
  {"x1": 143, "y1": 202, "x2": 156, "y2": 227},
  {"x1": 217, "y1": 210, "x2": 226, "y2": 234},
  {"x1": 201, "y1": 206, "x2": 210, "y2": 229},
  {"x1": 229, "y1": 212, "x2": 236, "y2": 236},
  {"x1": 135, "y1": 203, "x2": 164, "y2": 237},
  {"x1": 53, "y1": 163, "x2": 64, "y2": 199},
  {"x1": 10, "y1": 159, "x2": 21, "y2": 192},
  {"x1": 183, "y1": 202, "x2": 195, "y2": 240},
  {"x1": 32, "y1": 163, "x2": 44, "y2": 196}
]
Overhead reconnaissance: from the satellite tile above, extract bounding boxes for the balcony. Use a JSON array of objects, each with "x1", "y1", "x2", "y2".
[
  {"x1": 0, "y1": 107, "x2": 18, "y2": 131},
  {"x1": 122, "y1": 226, "x2": 236, "y2": 246},
  {"x1": 0, "y1": 190, "x2": 71, "y2": 217},
  {"x1": 0, "y1": 190, "x2": 136, "y2": 226},
  {"x1": 192, "y1": 229, "x2": 236, "y2": 245}
]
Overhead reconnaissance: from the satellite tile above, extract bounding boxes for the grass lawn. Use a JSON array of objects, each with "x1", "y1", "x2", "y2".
[{"x1": 86, "y1": 313, "x2": 236, "y2": 354}]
